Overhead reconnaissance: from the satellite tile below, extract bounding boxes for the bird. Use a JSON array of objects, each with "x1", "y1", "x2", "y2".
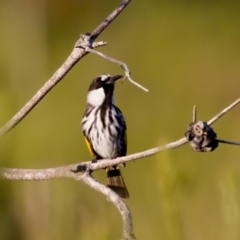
[{"x1": 81, "y1": 74, "x2": 129, "y2": 198}]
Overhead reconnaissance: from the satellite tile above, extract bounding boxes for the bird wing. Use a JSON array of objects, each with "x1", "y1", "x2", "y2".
[
  {"x1": 114, "y1": 105, "x2": 127, "y2": 156},
  {"x1": 123, "y1": 128, "x2": 127, "y2": 155}
]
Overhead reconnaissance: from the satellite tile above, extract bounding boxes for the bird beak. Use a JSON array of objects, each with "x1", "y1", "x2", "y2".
[{"x1": 110, "y1": 75, "x2": 123, "y2": 82}]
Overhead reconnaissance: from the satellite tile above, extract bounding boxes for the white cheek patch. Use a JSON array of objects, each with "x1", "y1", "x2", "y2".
[{"x1": 87, "y1": 88, "x2": 105, "y2": 107}]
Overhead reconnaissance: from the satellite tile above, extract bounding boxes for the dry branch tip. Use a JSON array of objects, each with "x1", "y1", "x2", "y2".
[
  {"x1": 193, "y1": 105, "x2": 197, "y2": 122},
  {"x1": 217, "y1": 138, "x2": 240, "y2": 146},
  {"x1": 85, "y1": 47, "x2": 149, "y2": 92}
]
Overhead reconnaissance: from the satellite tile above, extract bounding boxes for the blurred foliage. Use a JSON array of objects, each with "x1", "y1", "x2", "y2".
[{"x1": 1, "y1": 0, "x2": 240, "y2": 239}]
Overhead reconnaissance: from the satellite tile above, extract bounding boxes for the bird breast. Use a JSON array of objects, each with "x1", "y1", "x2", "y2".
[{"x1": 82, "y1": 106, "x2": 124, "y2": 159}]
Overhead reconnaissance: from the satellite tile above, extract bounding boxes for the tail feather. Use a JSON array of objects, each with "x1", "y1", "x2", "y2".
[{"x1": 107, "y1": 168, "x2": 129, "y2": 199}]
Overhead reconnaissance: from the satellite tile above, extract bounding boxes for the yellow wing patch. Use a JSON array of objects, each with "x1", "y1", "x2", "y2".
[{"x1": 84, "y1": 137, "x2": 95, "y2": 157}]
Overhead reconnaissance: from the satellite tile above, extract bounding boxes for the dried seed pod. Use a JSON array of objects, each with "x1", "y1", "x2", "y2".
[{"x1": 185, "y1": 121, "x2": 218, "y2": 152}]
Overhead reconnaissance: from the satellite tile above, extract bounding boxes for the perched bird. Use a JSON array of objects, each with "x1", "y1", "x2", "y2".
[{"x1": 81, "y1": 74, "x2": 129, "y2": 198}]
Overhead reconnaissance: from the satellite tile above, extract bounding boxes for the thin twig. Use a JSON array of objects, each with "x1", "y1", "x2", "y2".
[
  {"x1": 217, "y1": 138, "x2": 240, "y2": 146},
  {"x1": 124, "y1": 71, "x2": 149, "y2": 92},
  {"x1": 86, "y1": 47, "x2": 149, "y2": 92},
  {"x1": 193, "y1": 105, "x2": 197, "y2": 122},
  {"x1": 92, "y1": 41, "x2": 107, "y2": 48},
  {"x1": 208, "y1": 97, "x2": 240, "y2": 126}
]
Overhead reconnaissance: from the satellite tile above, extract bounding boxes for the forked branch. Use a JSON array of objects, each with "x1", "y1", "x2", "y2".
[
  {"x1": 0, "y1": 97, "x2": 239, "y2": 240},
  {"x1": 1, "y1": 1, "x2": 240, "y2": 239},
  {"x1": 1, "y1": 97, "x2": 240, "y2": 182},
  {"x1": 0, "y1": 0, "x2": 131, "y2": 138}
]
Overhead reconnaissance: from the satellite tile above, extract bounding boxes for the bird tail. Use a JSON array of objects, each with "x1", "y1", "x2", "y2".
[{"x1": 106, "y1": 167, "x2": 129, "y2": 199}]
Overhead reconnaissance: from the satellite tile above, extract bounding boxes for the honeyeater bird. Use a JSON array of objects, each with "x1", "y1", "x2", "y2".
[{"x1": 81, "y1": 74, "x2": 129, "y2": 199}]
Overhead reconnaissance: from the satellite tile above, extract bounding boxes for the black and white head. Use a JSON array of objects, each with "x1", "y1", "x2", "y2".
[{"x1": 87, "y1": 74, "x2": 123, "y2": 107}]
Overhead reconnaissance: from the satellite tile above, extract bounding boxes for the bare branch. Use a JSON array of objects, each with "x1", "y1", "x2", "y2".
[
  {"x1": 0, "y1": 35, "x2": 90, "y2": 138},
  {"x1": 0, "y1": 164, "x2": 77, "y2": 180},
  {"x1": 89, "y1": 137, "x2": 187, "y2": 171},
  {"x1": 0, "y1": 0, "x2": 239, "y2": 237},
  {"x1": 0, "y1": 137, "x2": 187, "y2": 181},
  {"x1": 81, "y1": 174, "x2": 136, "y2": 240},
  {"x1": 1, "y1": 98, "x2": 240, "y2": 239},
  {"x1": 0, "y1": 165, "x2": 135, "y2": 239},
  {"x1": 90, "y1": 0, "x2": 131, "y2": 41},
  {"x1": 207, "y1": 97, "x2": 240, "y2": 126},
  {"x1": 0, "y1": 0, "x2": 131, "y2": 139},
  {"x1": 1, "y1": 96, "x2": 240, "y2": 180}
]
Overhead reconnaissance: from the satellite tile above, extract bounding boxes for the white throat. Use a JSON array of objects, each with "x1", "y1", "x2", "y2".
[{"x1": 87, "y1": 88, "x2": 105, "y2": 107}]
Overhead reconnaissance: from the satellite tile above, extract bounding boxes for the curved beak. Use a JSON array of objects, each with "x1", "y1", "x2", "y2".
[{"x1": 110, "y1": 75, "x2": 123, "y2": 82}]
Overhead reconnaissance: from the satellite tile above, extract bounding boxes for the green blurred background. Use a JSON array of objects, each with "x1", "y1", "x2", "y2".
[{"x1": 1, "y1": 0, "x2": 240, "y2": 239}]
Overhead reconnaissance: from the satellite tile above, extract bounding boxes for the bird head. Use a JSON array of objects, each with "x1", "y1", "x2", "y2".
[{"x1": 87, "y1": 74, "x2": 123, "y2": 107}]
